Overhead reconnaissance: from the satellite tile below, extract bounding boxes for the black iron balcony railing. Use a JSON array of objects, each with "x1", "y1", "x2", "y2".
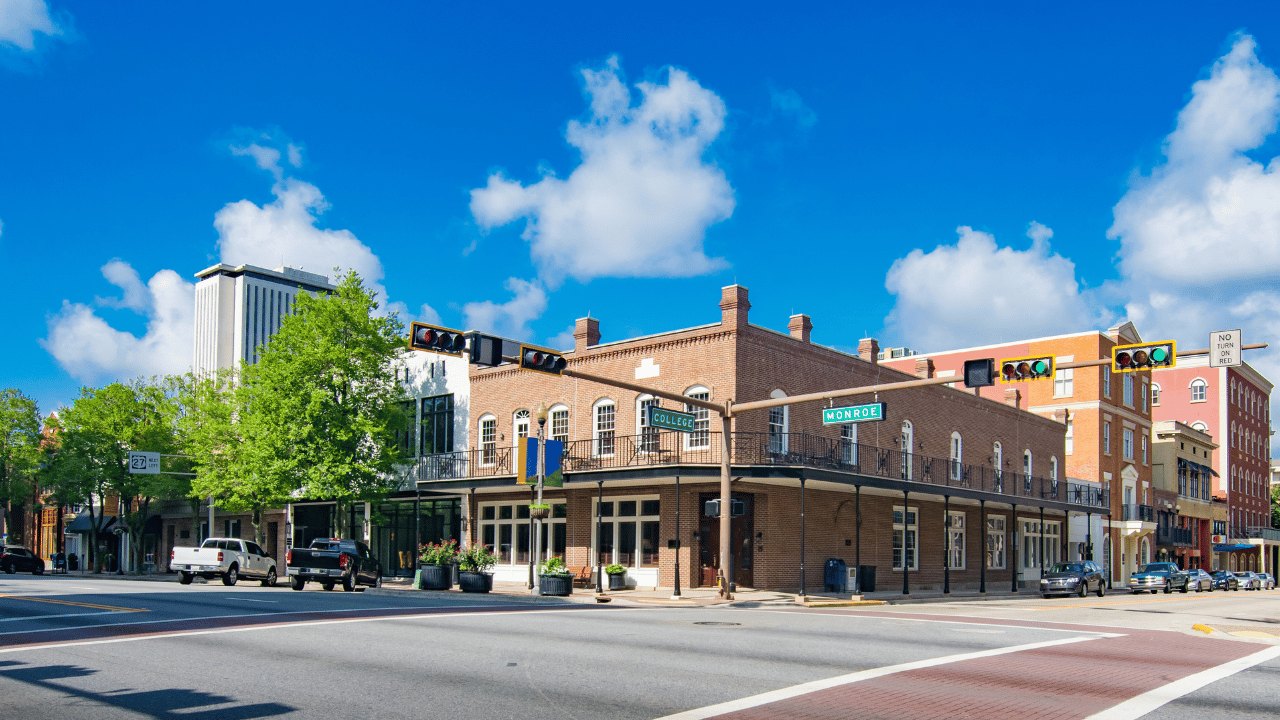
[
  {"x1": 1242, "y1": 526, "x2": 1280, "y2": 542},
  {"x1": 414, "y1": 431, "x2": 1110, "y2": 510},
  {"x1": 1156, "y1": 525, "x2": 1193, "y2": 546},
  {"x1": 1122, "y1": 504, "x2": 1155, "y2": 522}
]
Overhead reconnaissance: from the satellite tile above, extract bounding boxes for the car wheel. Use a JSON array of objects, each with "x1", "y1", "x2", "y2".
[
  {"x1": 1163, "y1": 581, "x2": 1171, "y2": 594},
  {"x1": 1042, "y1": 594, "x2": 1051, "y2": 599},
  {"x1": 222, "y1": 565, "x2": 238, "y2": 586},
  {"x1": 32, "y1": 566, "x2": 43, "y2": 576},
  {"x1": 1097, "y1": 582, "x2": 1105, "y2": 598},
  {"x1": 179, "y1": 571, "x2": 193, "y2": 585},
  {"x1": 373, "y1": 573, "x2": 382, "y2": 589},
  {"x1": 342, "y1": 573, "x2": 355, "y2": 592},
  {"x1": 261, "y1": 567, "x2": 277, "y2": 587},
  {"x1": 1078, "y1": 582, "x2": 1087, "y2": 598},
  {"x1": 2, "y1": 563, "x2": 13, "y2": 574},
  {"x1": 289, "y1": 576, "x2": 305, "y2": 591},
  {"x1": 322, "y1": 582, "x2": 334, "y2": 591}
]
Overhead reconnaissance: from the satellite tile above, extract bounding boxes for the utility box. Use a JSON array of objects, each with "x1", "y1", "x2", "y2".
[{"x1": 824, "y1": 558, "x2": 847, "y2": 592}]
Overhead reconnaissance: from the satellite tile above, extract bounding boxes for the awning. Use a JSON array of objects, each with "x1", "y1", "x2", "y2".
[
  {"x1": 1213, "y1": 543, "x2": 1256, "y2": 552},
  {"x1": 65, "y1": 512, "x2": 116, "y2": 534},
  {"x1": 1178, "y1": 457, "x2": 1220, "y2": 477}
]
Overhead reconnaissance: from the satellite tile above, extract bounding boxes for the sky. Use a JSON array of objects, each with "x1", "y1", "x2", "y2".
[{"x1": 3, "y1": 1, "x2": 1280, "y2": 430}]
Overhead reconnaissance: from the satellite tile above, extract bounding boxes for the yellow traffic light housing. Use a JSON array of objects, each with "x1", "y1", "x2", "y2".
[
  {"x1": 518, "y1": 344, "x2": 567, "y2": 375},
  {"x1": 999, "y1": 355, "x2": 1055, "y2": 382},
  {"x1": 409, "y1": 322, "x2": 467, "y2": 356},
  {"x1": 1112, "y1": 341, "x2": 1176, "y2": 372}
]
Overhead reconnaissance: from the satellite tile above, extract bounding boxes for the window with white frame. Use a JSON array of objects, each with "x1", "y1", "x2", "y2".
[
  {"x1": 1231, "y1": 380, "x2": 1237, "y2": 404},
  {"x1": 1141, "y1": 434, "x2": 1148, "y2": 464},
  {"x1": 1151, "y1": 383, "x2": 1161, "y2": 406},
  {"x1": 901, "y1": 420, "x2": 914, "y2": 480},
  {"x1": 1022, "y1": 520, "x2": 1061, "y2": 569},
  {"x1": 480, "y1": 501, "x2": 567, "y2": 565},
  {"x1": 685, "y1": 387, "x2": 711, "y2": 449},
  {"x1": 986, "y1": 516, "x2": 1006, "y2": 569},
  {"x1": 841, "y1": 422, "x2": 858, "y2": 465},
  {"x1": 550, "y1": 405, "x2": 569, "y2": 443},
  {"x1": 950, "y1": 432, "x2": 963, "y2": 481},
  {"x1": 1190, "y1": 379, "x2": 1207, "y2": 403},
  {"x1": 1065, "y1": 420, "x2": 1074, "y2": 455},
  {"x1": 637, "y1": 396, "x2": 659, "y2": 452},
  {"x1": 768, "y1": 390, "x2": 789, "y2": 454},
  {"x1": 479, "y1": 415, "x2": 497, "y2": 465},
  {"x1": 1123, "y1": 428, "x2": 1134, "y2": 460},
  {"x1": 1053, "y1": 368, "x2": 1074, "y2": 397},
  {"x1": 593, "y1": 400, "x2": 616, "y2": 457},
  {"x1": 1050, "y1": 456, "x2": 1058, "y2": 484},
  {"x1": 947, "y1": 511, "x2": 966, "y2": 569},
  {"x1": 993, "y1": 441, "x2": 1003, "y2": 477},
  {"x1": 1023, "y1": 450, "x2": 1032, "y2": 478},
  {"x1": 593, "y1": 497, "x2": 661, "y2": 568},
  {"x1": 1191, "y1": 421, "x2": 1207, "y2": 433},
  {"x1": 1102, "y1": 367, "x2": 1111, "y2": 398},
  {"x1": 1123, "y1": 374, "x2": 1134, "y2": 406},
  {"x1": 1103, "y1": 421, "x2": 1111, "y2": 454},
  {"x1": 893, "y1": 506, "x2": 918, "y2": 570},
  {"x1": 1141, "y1": 380, "x2": 1148, "y2": 412},
  {"x1": 514, "y1": 409, "x2": 530, "y2": 440}
]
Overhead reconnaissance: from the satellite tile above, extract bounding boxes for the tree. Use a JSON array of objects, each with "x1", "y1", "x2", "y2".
[
  {"x1": 0, "y1": 389, "x2": 42, "y2": 544},
  {"x1": 179, "y1": 368, "x2": 293, "y2": 545},
  {"x1": 1272, "y1": 482, "x2": 1279, "y2": 529},
  {"x1": 249, "y1": 270, "x2": 408, "y2": 538}
]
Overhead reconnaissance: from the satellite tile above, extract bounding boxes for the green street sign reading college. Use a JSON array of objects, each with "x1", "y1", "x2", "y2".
[
  {"x1": 648, "y1": 406, "x2": 697, "y2": 432},
  {"x1": 822, "y1": 402, "x2": 886, "y2": 425}
]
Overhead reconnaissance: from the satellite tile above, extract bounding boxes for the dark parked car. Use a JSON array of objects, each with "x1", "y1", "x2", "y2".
[
  {"x1": 286, "y1": 538, "x2": 382, "y2": 591},
  {"x1": 1185, "y1": 569, "x2": 1214, "y2": 592},
  {"x1": 1210, "y1": 570, "x2": 1240, "y2": 591},
  {"x1": 1130, "y1": 562, "x2": 1190, "y2": 594},
  {"x1": 1040, "y1": 561, "x2": 1105, "y2": 598},
  {"x1": 0, "y1": 545, "x2": 45, "y2": 574},
  {"x1": 1234, "y1": 571, "x2": 1262, "y2": 590}
]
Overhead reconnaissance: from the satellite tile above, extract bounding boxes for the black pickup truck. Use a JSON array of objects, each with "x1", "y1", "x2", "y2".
[{"x1": 285, "y1": 538, "x2": 382, "y2": 591}]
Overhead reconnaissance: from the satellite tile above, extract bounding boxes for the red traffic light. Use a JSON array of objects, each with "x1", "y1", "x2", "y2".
[
  {"x1": 1112, "y1": 342, "x2": 1176, "y2": 372},
  {"x1": 409, "y1": 322, "x2": 466, "y2": 356},
  {"x1": 518, "y1": 345, "x2": 567, "y2": 375},
  {"x1": 998, "y1": 355, "x2": 1055, "y2": 382}
]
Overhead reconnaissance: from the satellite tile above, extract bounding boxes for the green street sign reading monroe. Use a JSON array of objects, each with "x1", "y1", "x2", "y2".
[
  {"x1": 821, "y1": 402, "x2": 886, "y2": 425},
  {"x1": 648, "y1": 406, "x2": 697, "y2": 432}
]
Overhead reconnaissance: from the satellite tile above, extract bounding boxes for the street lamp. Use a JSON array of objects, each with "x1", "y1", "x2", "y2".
[{"x1": 532, "y1": 402, "x2": 548, "y2": 596}]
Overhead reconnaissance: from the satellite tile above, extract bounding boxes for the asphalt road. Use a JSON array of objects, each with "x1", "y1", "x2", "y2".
[{"x1": 1, "y1": 574, "x2": 1278, "y2": 719}]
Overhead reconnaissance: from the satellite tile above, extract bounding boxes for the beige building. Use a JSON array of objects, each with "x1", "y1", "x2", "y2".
[{"x1": 1151, "y1": 421, "x2": 1224, "y2": 570}]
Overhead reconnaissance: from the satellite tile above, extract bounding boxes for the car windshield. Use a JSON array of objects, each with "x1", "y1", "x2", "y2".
[
  {"x1": 1138, "y1": 564, "x2": 1173, "y2": 573},
  {"x1": 1212, "y1": 571, "x2": 1230, "y2": 577},
  {"x1": 1048, "y1": 563, "x2": 1084, "y2": 574}
]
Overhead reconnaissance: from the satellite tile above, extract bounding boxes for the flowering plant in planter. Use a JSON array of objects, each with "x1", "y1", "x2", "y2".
[
  {"x1": 418, "y1": 540, "x2": 460, "y2": 566},
  {"x1": 538, "y1": 556, "x2": 572, "y2": 577},
  {"x1": 459, "y1": 545, "x2": 499, "y2": 573},
  {"x1": 605, "y1": 564, "x2": 627, "y2": 575}
]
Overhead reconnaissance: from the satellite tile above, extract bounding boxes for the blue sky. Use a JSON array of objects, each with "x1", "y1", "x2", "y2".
[{"x1": 3, "y1": 1, "x2": 1280, "y2": 418}]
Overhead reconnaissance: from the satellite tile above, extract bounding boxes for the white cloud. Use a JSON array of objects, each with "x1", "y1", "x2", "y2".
[
  {"x1": 231, "y1": 142, "x2": 284, "y2": 181},
  {"x1": 884, "y1": 225, "x2": 1105, "y2": 350},
  {"x1": 42, "y1": 264, "x2": 194, "y2": 382},
  {"x1": 0, "y1": 0, "x2": 61, "y2": 51},
  {"x1": 770, "y1": 88, "x2": 817, "y2": 129},
  {"x1": 545, "y1": 323, "x2": 577, "y2": 352},
  {"x1": 462, "y1": 278, "x2": 548, "y2": 340},
  {"x1": 470, "y1": 56, "x2": 734, "y2": 286},
  {"x1": 1108, "y1": 34, "x2": 1280, "y2": 390}
]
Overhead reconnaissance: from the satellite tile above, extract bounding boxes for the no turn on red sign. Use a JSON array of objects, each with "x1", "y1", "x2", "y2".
[{"x1": 1209, "y1": 330, "x2": 1242, "y2": 368}]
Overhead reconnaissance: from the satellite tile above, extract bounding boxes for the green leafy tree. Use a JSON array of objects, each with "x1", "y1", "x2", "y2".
[
  {"x1": 1272, "y1": 482, "x2": 1279, "y2": 529},
  {"x1": 0, "y1": 389, "x2": 42, "y2": 544},
  {"x1": 248, "y1": 271, "x2": 408, "y2": 537}
]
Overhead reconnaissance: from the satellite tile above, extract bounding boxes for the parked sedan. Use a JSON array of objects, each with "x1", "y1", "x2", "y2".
[
  {"x1": 0, "y1": 545, "x2": 44, "y2": 575},
  {"x1": 1234, "y1": 571, "x2": 1263, "y2": 590},
  {"x1": 1210, "y1": 570, "x2": 1240, "y2": 591},
  {"x1": 1129, "y1": 562, "x2": 1189, "y2": 594},
  {"x1": 1040, "y1": 561, "x2": 1106, "y2": 598},
  {"x1": 1185, "y1": 569, "x2": 1214, "y2": 592},
  {"x1": 1258, "y1": 573, "x2": 1276, "y2": 590}
]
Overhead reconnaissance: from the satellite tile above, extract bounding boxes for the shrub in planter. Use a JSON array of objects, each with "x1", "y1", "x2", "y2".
[
  {"x1": 458, "y1": 545, "x2": 499, "y2": 593},
  {"x1": 417, "y1": 540, "x2": 459, "y2": 590},
  {"x1": 605, "y1": 563, "x2": 628, "y2": 591},
  {"x1": 538, "y1": 556, "x2": 572, "y2": 596}
]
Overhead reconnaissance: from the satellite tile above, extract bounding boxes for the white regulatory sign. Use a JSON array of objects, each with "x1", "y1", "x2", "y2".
[
  {"x1": 1209, "y1": 329, "x2": 1242, "y2": 368},
  {"x1": 128, "y1": 451, "x2": 161, "y2": 474}
]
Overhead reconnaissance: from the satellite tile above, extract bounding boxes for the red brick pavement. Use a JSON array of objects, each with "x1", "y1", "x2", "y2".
[{"x1": 708, "y1": 612, "x2": 1263, "y2": 720}]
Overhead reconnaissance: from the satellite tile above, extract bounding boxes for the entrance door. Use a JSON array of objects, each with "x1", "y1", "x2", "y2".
[{"x1": 698, "y1": 492, "x2": 754, "y2": 589}]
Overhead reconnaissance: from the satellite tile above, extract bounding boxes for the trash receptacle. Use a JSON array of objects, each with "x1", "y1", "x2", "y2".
[
  {"x1": 857, "y1": 565, "x2": 876, "y2": 593},
  {"x1": 67, "y1": 553, "x2": 79, "y2": 571},
  {"x1": 824, "y1": 558, "x2": 847, "y2": 592}
]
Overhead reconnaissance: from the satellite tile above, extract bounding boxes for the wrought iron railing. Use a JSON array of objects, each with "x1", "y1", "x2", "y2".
[
  {"x1": 1122, "y1": 504, "x2": 1155, "y2": 522},
  {"x1": 1156, "y1": 525, "x2": 1193, "y2": 546},
  {"x1": 1244, "y1": 526, "x2": 1280, "y2": 542},
  {"x1": 414, "y1": 431, "x2": 1110, "y2": 510}
]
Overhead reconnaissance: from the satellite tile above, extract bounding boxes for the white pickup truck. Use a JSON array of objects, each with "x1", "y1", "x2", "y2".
[{"x1": 170, "y1": 537, "x2": 278, "y2": 587}]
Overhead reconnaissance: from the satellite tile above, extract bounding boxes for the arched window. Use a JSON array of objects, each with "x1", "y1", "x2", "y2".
[
  {"x1": 593, "y1": 398, "x2": 616, "y2": 457},
  {"x1": 636, "y1": 394, "x2": 659, "y2": 452},
  {"x1": 1140, "y1": 537, "x2": 1151, "y2": 566},
  {"x1": 768, "y1": 390, "x2": 789, "y2": 454},
  {"x1": 1190, "y1": 378, "x2": 1207, "y2": 403},
  {"x1": 1151, "y1": 383, "x2": 1161, "y2": 406},
  {"x1": 548, "y1": 404, "x2": 569, "y2": 443},
  {"x1": 1050, "y1": 457, "x2": 1059, "y2": 485},
  {"x1": 900, "y1": 420, "x2": 914, "y2": 480},
  {"x1": 1023, "y1": 450, "x2": 1032, "y2": 478},
  {"x1": 950, "y1": 432, "x2": 963, "y2": 481},
  {"x1": 1190, "y1": 421, "x2": 1208, "y2": 433},
  {"x1": 684, "y1": 386, "x2": 711, "y2": 450},
  {"x1": 993, "y1": 441, "x2": 1003, "y2": 476},
  {"x1": 479, "y1": 414, "x2": 497, "y2": 466},
  {"x1": 513, "y1": 409, "x2": 530, "y2": 441}
]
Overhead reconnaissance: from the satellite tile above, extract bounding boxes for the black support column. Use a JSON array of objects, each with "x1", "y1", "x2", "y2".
[
  {"x1": 943, "y1": 495, "x2": 951, "y2": 595},
  {"x1": 1011, "y1": 502, "x2": 1019, "y2": 593},
  {"x1": 979, "y1": 499, "x2": 987, "y2": 594},
  {"x1": 799, "y1": 475, "x2": 807, "y2": 600},
  {"x1": 902, "y1": 489, "x2": 910, "y2": 595}
]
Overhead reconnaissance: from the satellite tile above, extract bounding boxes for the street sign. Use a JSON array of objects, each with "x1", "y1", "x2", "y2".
[
  {"x1": 822, "y1": 402, "x2": 885, "y2": 424},
  {"x1": 128, "y1": 451, "x2": 160, "y2": 474},
  {"x1": 648, "y1": 406, "x2": 696, "y2": 432},
  {"x1": 1209, "y1": 329, "x2": 1242, "y2": 368}
]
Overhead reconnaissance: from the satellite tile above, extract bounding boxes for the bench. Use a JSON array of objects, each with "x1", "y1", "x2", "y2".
[{"x1": 572, "y1": 566, "x2": 595, "y2": 588}]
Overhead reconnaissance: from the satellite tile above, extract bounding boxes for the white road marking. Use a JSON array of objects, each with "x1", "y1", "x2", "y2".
[
  {"x1": 228, "y1": 598, "x2": 278, "y2": 603},
  {"x1": 653, "y1": 635, "x2": 1109, "y2": 720},
  {"x1": 0, "y1": 611, "x2": 126, "y2": 623},
  {"x1": 0, "y1": 606, "x2": 611, "y2": 653},
  {"x1": 746, "y1": 607, "x2": 1125, "y2": 636},
  {"x1": 1083, "y1": 645, "x2": 1280, "y2": 720}
]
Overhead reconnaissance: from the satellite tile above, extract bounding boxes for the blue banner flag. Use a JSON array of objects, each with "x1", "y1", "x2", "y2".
[{"x1": 516, "y1": 438, "x2": 564, "y2": 487}]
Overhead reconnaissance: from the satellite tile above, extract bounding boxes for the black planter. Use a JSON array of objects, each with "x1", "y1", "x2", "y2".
[
  {"x1": 539, "y1": 574, "x2": 572, "y2": 596},
  {"x1": 608, "y1": 573, "x2": 627, "y2": 591},
  {"x1": 458, "y1": 571, "x2": 493, "y2": 593},
  {"x1": 418, "y1": 564, "x2": 452, "y2": 590}
]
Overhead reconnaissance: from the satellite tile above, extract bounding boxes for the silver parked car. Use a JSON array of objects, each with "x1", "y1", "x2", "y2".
[
  {"x1": 1185, "y1": 568, "x2": 1214, "y2": 592},
  {"x1": 1234, "y1": 571, "x2": 1263, "y2": 590},
  {"x1": 1257, "y1": 572, "x2": 1276, "y2": 590}
]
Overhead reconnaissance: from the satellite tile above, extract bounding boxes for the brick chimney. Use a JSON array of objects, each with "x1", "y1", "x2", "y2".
[
  {"x1": 574, "y1": 317, "x2": 600, "y2": 353},
  {"x1": 720, "y1": 285, "x2": 750, "y2": 331},
  {"x1": 788, "y1": 314, "x2": 812, "y2": 343},
  {"x1": 1004, "y1": 388, "x2": 1022, "y2": 409},
  {"x1": 858, "y1": 338, "x2": 880, "y2": 364},
  {"x1": 914, "y1": 357, "x2": 934, "y2": 379}
]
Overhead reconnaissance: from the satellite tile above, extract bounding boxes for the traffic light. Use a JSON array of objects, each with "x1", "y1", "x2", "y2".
[
  {"x1": 999, "y1": 355, "x2": 1055, "y2": 382},
  {"x1": 963, "y1": 358, "x2": 996, "y2": 388},
  {"x1": 1112, "y1": 341, "x2": 1176, "y2": 372},
  {"x1": 704, "y1": 499, "x2": 745, "y2": 518},
  {"x1": 409, "y1": 322, "x2": 466, "y2": 356},
  {"x1": 467, "y1": 332, "x2": 505, "y2": 367},
  {"x1": 518, "y1": 344, "x2": 567, "y2": 375}
]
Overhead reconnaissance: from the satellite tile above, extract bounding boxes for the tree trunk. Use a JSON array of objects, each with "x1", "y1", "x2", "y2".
[
  {"x1": 189, "y1": 497, "x2": 200, "y2": 544},
  {"x1": 251, "y1": 507, "x2": 264, "y2": 545},
  {"x1": 87, "y1": 494, "x2": 100, "y2": 573}
]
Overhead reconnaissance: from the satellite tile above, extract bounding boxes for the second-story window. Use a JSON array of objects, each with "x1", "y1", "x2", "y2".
[
  {"x1": 420, "y1": 394, "x2": 454, "y2": 455},
  {"x1": 1053, "y1": 368, "x2": 1073, "y2": 398},
  {"x1": 594, "y1": 400, "x2": 616, "y2": 457},
  {"x1": 1104, "y1": 421, "x2": 1111, "y2": 454},
  {"x1": 950, "y1": 432, "x2": 963, "y2": 481},
  {"x1": 550, "y1": 407, "x2": 569, "y2": 443},
  {"x1": 1123, "y1": 374, "x2": 1134, "y2": 407},
  {"x1": 1065, "y1": 420, "x2": 1074, "y2": 455},
  {"x1": 1141, "y1": 380, "x2": 1149, "y2": 412},
  {"x1": 1123, "y1": 428, "x2": 1134, "y2": 460},
  {"x1": 479, "y1": 416, "x2": 496, "y2": 465},
  {"x1": 685, "y1": 388, "x2": 711, "y2": 449},
  {"x1": 514, "y1": 409, "x2": 530, "y2": 440},
  {"x1": 638, "y1": 396, "x2": 659, "y2": 452},
  {"x1": 1151, "y1": 384, "x2": 1161, "y2": 406},
  {"x1": 1190, "y1": 379, "x2": 1207, "y2": 403}
]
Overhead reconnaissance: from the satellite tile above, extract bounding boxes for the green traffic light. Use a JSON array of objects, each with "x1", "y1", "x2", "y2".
[
  {"x1": 1151, "y1": 347, "x2": 1168, "y2": 363},
  {"x1": 1032, "y1": 360, "x2": 1048, "y2": 375}
]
